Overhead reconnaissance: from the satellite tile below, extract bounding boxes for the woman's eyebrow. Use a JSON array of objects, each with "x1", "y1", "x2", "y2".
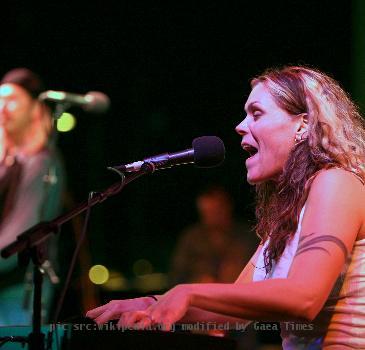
[{"x1": 244, "y1": 101, "x2": 261, "y2": 112}]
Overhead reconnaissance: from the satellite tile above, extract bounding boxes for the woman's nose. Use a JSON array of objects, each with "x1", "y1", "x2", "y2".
[{"x1": 235, "y1": 117, "x2": 249, "y2": 136}]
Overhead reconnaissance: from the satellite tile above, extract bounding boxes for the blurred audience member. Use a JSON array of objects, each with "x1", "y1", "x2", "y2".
[{"x1": 170, "y1": 185, "x2": 257, "y2": 285}]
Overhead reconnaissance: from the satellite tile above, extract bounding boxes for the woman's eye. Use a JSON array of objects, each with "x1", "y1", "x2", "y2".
[{"x1": 252, "y1": 110, "x2": 262, "y2": 119}]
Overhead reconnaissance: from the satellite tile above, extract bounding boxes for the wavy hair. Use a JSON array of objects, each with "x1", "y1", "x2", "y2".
[{"x1": 252, "y1": 66, "x2": 365, "y2": 273}]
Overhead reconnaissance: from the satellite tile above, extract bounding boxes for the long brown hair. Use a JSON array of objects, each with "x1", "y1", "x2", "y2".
[{"x1": 252, "y1": 66, "x2": 365, "y2": 273}]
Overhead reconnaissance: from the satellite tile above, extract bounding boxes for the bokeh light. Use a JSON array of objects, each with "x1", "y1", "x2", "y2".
[
  {"x1": 88, "y1": 264, "x2": 110, "y2": 285},
  {"x1": 56, "y1": 112, "x2": 76, "y2": 132}
]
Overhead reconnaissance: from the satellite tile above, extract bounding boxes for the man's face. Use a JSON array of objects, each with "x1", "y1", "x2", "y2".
[
  {"x1": 0, "y1": 83, "x2": 35, "y2": 136},
  {"x1": 197, "y1": 192, "x2": 232, "y2": 227}
]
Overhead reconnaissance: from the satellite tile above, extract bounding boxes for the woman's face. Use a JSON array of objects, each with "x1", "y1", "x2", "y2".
[{"x1": 235, "y1": 82, "x2": 302, "y2": 185}]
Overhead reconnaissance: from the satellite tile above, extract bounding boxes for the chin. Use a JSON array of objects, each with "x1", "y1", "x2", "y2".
[
  {"x1": 246, "y1": 173, "x2": 261, "y2": 185},
  {"x1": 246, "y1": 171, "x2": 271, "y2": 185}
]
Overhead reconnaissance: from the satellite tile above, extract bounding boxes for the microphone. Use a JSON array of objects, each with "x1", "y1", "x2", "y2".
[
  {"x1": 38, "y1": 90, "x2": 110, "y2": 113},
  {"x1": 112, "y1": 136, "x2": 225, "y2": 172}
]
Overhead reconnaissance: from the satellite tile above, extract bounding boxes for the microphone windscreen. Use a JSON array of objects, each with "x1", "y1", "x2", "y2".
[
  {"x1": 192, "y1": 136, "x2": 225, "y2": 168},
  {"x1": 84, "y1": 91, "x2": 111, "y2": 113}
]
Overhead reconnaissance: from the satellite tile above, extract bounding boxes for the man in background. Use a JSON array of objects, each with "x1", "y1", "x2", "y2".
[
  {"x1": 0, "y1": 68, "x2": 65, "y2": 325},
  {"x1": 170, "y1": 185, "x2": 256, "y2": 285}
]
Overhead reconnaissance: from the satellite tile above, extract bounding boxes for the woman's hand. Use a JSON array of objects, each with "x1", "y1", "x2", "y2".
[
  {"x1": 86, "y1": 296, "x2": 155, "y2": 325},
  {"x1": 119, "y1": 285, "x2": 192, "y2": 331}
]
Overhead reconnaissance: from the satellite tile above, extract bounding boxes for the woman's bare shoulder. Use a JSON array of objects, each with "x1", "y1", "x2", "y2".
[
  {"x1": 310, "y1": 167, "x2": 365, "y2": 195},
  {"x1": 306, "y1": 167, "x2": 365, "y2": 239}
]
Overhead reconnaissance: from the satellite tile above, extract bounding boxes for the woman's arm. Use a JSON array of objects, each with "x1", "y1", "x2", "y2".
[
  {"x1": 88, "y1": 169, "x2": 364, "y2": 329},
  {"x1": 133, "y1": 169, "x2": 364, "y2": 329},
  {"x1": 188, "y1": 169, "x2": 363, "y2": 318}
]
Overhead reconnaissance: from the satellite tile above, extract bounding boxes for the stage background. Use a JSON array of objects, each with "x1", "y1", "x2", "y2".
[{"x1": 1, "y1": 2, "x2": 364, "y2": 340}]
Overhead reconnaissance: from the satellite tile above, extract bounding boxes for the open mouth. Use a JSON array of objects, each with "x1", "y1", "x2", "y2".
[{"x1": 242, "y1": 144, "x2": 259, "y2": 159}]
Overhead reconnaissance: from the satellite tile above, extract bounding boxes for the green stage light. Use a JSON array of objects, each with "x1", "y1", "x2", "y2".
[{"x1": 56, "y1": 112, "x2": 76, "y2": 132}]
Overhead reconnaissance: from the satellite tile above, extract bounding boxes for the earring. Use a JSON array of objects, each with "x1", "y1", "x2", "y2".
[{"x1": 295, "y1": 131, "x2": 308, "y2": 144}]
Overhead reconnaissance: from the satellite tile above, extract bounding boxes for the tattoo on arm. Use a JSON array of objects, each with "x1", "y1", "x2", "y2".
[{"x1": 295, "y1": 233, "x2": 348, "y2": 260}]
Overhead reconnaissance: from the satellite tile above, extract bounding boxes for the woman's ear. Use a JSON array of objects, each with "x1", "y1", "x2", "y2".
[{"x1": 295, "y1": 113, "x2": 309, "y2": 144}]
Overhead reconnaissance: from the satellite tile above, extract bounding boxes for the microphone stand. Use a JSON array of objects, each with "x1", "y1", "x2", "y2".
[{"x1": 0, "y1": 164, "x2": 154, "y2": 350}]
